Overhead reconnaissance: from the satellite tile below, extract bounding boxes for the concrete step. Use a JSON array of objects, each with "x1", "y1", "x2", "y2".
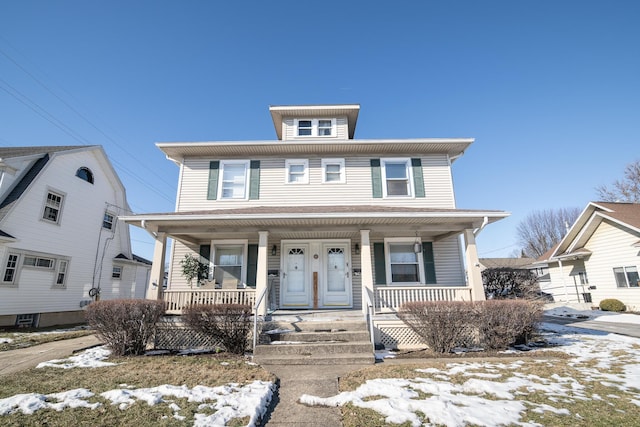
[
  {"x1": 254, "y1": 341, "x2": 373, "y2": 356},
  {"x1": 254, "y1": 352, "x2": 375, "y2": 365},
  {"x1": 266, "y1": 330, "x2": 371, "y2": 343},
  {"x1": 262, "y1": 320, "x2": 368, "y2": 333}
]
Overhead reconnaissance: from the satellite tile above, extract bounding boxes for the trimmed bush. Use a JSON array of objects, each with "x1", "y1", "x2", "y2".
[
  {"x1": 478, "y1": 300, "x2": 543, "y2": 349},
  {"x1": 399, "y1": 301, "x2": 477, "y2": 353},
  {"x1": 85, "y1": 299, "x2": 165, "y2": 356},
  {"x1": 600, "y1": 298, "x2": 626, "y2": 312},
  {"x1": 399, "y1": 300, "x2": 543, "y2": 353},
  {"x1": 183, "y1": 304, "x2": 252, "y2": 354}
]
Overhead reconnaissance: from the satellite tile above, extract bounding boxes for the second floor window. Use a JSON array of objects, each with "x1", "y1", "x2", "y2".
[
  {"x1": 219, "y1": 161, "x2": 249, "y2": 199},
  {"x1": 103, "y1": 212, "x2": 115, "y2": 230},
  {"x1": 322, "y1": 159, "x2": 345, "y2": 183},
  {"x1": 382, "y1": 159, "x2": 412, "y2": 197},
  {"x1": 43, "y1": 191, "x2": 64, "y2": 223},
  {"x1": 285, "y1": 159, "x2": 309, "y2": 184}
]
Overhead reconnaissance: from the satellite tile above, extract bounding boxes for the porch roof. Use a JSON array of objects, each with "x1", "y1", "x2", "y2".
[{"x1": 121, "y1": 205, "x2": 509, "y2": 244}]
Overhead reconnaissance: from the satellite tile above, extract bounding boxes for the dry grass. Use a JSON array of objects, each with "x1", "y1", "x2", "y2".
[
  {"x1": 0, "y1": 353, "x2": 275, "y2": 426},
  {"x1": 339, "y1": 355, "x2": 640, "y2": 427}
]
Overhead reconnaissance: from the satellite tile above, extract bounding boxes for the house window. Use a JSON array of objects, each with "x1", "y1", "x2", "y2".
[
  {"x1": 75, "y1": 167, "x2": 94, "y2": 184},
  {"x1": 112, "y1": 266, "x2": 122, "y2": 279},
  {"x1": 219, "y1": 161, "x2": 249, "y2": 199},
  {"x1": 42, "y1": 191, "x2": 64, "y2": 223},
  {"x1": 285, "y1": 159, "x2": 309, "y2": 184},
  {"x1": 387, "y1": 242, "x2": 421, "y2": 283},
  {"x1": 23, "y1": 256, "x2": 54, "y2": 269},
  {"x1": 103, "y1": 212, "x2": 115, "y2": 230},
  {"x1": 56, "y1": 260, "x2": 68, "y2": 286},
  {"x1": 578, "y1": 271, "x2": 588, "y2": 285},
  {"x1": 295, "y1": 118, "x2": 336, "y2": 137},
  {"x1": 297, "y1": 120, "x2": 313, "y2": 136},
  {"x1": 613, "y1": 266, "x2": 639, "y2": 288},
  {"x1": 381, "y1": 159, "x2": 412, "y2": 197},
  {"x1": 213, "y1": 245, "x2": 244, "y2": 288},
  {"x1": 2, "y1": 253, "x2": 19, "y2": 284},
  {"x1": 322, "y1": 159, "x2": 345, "y2": 183}
]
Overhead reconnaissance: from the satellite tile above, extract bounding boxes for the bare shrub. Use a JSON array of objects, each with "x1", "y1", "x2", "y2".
[
  {"x1": 399, "y1": 301, "x2": 477, "y2": 353},
  {"x1": 478, "y1": 300, "x2": 543, "y2": 349},
  {"x1": 85, "y1": 299, "x2": 165, "y2": 356},
  {"x1": 183, "y1": 304, "x2": 252, "y2": 354}
]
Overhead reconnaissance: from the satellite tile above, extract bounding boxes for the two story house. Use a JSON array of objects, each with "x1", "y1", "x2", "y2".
[
  {"x1": 0, "y1": 146, "x2": 151, "y2": 328},
  {"x1": 123, "y1": 104, "x2": 507, "y2": 346}
]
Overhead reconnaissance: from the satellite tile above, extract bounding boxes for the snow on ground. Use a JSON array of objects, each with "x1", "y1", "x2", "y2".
[
  {"x1": 301, "y1": 321, "x2": 640, "y2": 427},
  {"x1": 0, "y1": 338, "x2": 13, "y2": 344},
  {"x1": 2, "y1": 345, "x2": 274, "y2": 426}
]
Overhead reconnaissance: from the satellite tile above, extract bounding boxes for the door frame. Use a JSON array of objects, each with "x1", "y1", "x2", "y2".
[{"x1": 279, "y1": 239, "x2": 352, "y2": 309}]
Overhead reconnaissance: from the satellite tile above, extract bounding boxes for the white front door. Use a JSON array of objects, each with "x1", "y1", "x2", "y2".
[
  {"x1": 281, "y1": 244, "x2": 310, "y2": 307},
  {"x1": 321, "y1": 243, "x2": 352, "y2": 307}
]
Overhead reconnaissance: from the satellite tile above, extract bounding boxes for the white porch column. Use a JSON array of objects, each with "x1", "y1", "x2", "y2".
[
  {"x1": 256, "y1": 231, "x2": 269, "y2": 315},
  {"x1": 464, "y1": 229, "x2": 486, "y2": 301},
  {"x1": 360, "y1": 229, "x2": 374, "y2": 314},
  {"x1": 146, "y1": 232, "x2": 167, "y2": 300}
]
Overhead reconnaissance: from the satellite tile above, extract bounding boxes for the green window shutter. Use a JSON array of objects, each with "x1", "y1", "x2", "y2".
[
  {"x1": 411, "y1": 158, "x2": 425, "y2": 198},
  {"x1": 249, "y1": 160, "x2": 260, "y2": 200},
  {"x1": 207, "y1": 161, "x2": 220, "y2": 200},
  {"x1": 373, "y1": 242, "x2": 387, "y2": 285},
  {"x1": 422, "y1": 242, "x2": 437, "y2": 284},
  {"x1": 246, "y1": 244, "x2": 259, "y2": 288},
  {"x1": 370, "y1": 159, "x2": 382, "y2": 198}
]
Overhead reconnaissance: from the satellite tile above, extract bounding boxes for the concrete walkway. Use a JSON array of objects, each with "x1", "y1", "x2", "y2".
[
  {"x1": 0, "y1": 334, "x2": 101, "y2": 376},
  {"x1": 542, "y1": 315, "x2": 640, "y2": 338},
  {"x1": 261, "y1": 363, "x2": 370, "y2": 427}
]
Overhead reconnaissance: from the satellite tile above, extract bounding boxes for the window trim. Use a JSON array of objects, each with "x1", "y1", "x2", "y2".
[
  {"x1": 384, "y1": 237, "x2": 425, "y2": 285},
  {"x1": 2, "y1": 253, "x2": 20, "y2": 286},
  {"x1": 381, "y1": 158, "x2": 414, "y2": 198},
  {"x1": 285, "y1": 159, "x2": 309, "y2": 184},
  {"x1": 217, "y1": 160, "x2": 250, "y2": 200},
  {"x1": 210, "y1": 239, "x2": 249, "y2": 288},
  {"x1": 321, "y1": 158, "x2": 346, "y2": 184},
  {"x1": 112, "y1": 265, "x2": 122, "y2": 279},
  {"x1": 613, "y1": 266, "x2": 639, "y2": 288},
  {"x1": 103, "y1": 211, "x2": 115, "y2": 230},
  {"x1": 42, "y1": 189, "x2": 65, "y2": 224},
  {"x1": 294, "y1": 118, "x2": 337, "y2": 138},
  {"x1": 75, "y1": 167, "x2": 94, "y2": 184}
]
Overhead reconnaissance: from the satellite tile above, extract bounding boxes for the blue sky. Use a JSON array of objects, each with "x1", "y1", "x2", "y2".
[{"x1": 1, "y1": 1, "x2": 638, "y2": 261}]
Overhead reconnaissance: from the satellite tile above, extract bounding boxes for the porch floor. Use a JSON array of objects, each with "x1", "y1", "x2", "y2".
[{"x1": 265, "y1": 308, "x2": 364, "y2": 322}]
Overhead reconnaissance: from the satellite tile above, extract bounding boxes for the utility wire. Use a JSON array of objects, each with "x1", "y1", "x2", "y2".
[{"x1": 0, "y1": 44, "x2": 176, "y2": 189}]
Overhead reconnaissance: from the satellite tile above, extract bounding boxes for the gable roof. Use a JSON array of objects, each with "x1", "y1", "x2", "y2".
[
  {"x1": 543, "y1": 202, "x2": 640, "y2": 261},
  {"x1": 0, "y1": 146, "x2": 92, "y2": 160}
]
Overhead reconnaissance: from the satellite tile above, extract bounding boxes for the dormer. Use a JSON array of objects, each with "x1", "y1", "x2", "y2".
[{"x1": 269, "y1": 104, "x2": 360, "y2": 141}]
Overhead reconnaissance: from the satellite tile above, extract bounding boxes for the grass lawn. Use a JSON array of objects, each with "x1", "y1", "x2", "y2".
[{"x1": 0, "y1": 352, "x2": 275, "y2": 426}]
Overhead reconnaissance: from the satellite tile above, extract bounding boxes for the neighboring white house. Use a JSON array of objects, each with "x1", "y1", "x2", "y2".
[
  {"x1": 122, "y1": 104, "x2": 508, "y2": 347},
  {"x1": 0, "y1": 146, "x2": 151, "y2": 327},
  {"x1": 536, "y1": 202, "x2": 640, "y2": 310}
]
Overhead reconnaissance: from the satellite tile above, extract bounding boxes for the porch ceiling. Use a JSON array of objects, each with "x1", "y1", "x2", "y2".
[{"x1": 121, "y1": 205, "x2": 509, "y2": 244}]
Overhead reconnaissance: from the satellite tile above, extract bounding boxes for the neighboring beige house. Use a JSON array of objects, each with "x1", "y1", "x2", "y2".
[
  {"x1": 536, "y1": 202, "x2": 640, "y2": 310},
  {"x1": 0, "y1": 146, "x2": 151, "y2": 327},
  {"x1": 478, "y1": 257, "x2": 535, "y2": 270},
  {"x1": 122, "y1": 104, "x2": 508, "y2": 347}
]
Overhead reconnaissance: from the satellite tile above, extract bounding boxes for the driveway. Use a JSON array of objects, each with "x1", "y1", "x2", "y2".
[
  {"x1": 542, "y1": 315, "x2": 640, "y2": 338},
  {"x1": 0, "y1": 335, "x2": 101, "y2": 376}
]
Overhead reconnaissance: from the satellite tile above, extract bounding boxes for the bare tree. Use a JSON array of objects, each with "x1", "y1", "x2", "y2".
[
  {"x1": 596, "y1": 160, "x2": 640, "y2": 203},
  {"x1": 516, "y1": 207, "x2": 581, "y2": 259}
]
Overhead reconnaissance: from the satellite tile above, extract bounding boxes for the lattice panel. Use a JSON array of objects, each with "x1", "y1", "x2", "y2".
[
  {"x1": 375, "y1": 324, "x2": 479, "y2": 350},
  {"x1": 154, "y1": 325, "x2": 224, "y2": 350}
]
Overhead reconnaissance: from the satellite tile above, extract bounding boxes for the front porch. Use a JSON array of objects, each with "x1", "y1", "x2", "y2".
[{"x1": 162, "y1": 285, "x2": 473, "y2": 315}]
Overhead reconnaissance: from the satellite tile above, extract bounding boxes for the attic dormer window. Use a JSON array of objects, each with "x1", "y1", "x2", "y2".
[
  {"x1": 295, "y1": 119, "x2": 336, "y2": 137},
  {"x1": 76, "y1": 167, "x2": 94, "y2": 184}
]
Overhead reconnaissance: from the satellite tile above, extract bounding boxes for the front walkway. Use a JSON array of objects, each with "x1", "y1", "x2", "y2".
[{"x1": 0, "y1": 335, "x2": 101, "y2": 376}]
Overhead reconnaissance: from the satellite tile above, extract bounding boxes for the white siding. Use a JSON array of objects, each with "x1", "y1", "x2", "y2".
[
  {"x1": 545, "y1": 260, "x2": 586, "y2": 304},
  {"x1": 0, "y1": 149, "x2": 135, "y2": 317},
  {"x1": 177, "y1": 154, "x2": 455, "y2": 211},
  {"x1": 584, "y1": 220, "x2": 640, "y2": 310},
  {"x1": 433, "y1": 236, "x2": 466, "y2": 286}
]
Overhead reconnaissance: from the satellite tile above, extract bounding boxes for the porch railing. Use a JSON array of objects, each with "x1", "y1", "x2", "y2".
[
  {"x1": 163, "y1": 289, "x2": 257, "y2": 314},
  {"x1": 374, "y1": 286, "x2": 472, "y2": 313}
]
